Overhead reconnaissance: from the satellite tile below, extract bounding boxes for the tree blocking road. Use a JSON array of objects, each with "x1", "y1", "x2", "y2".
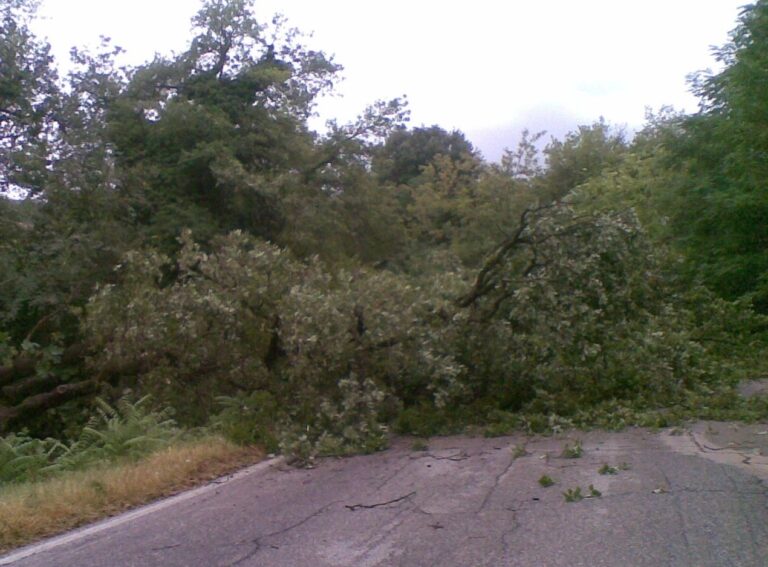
[{"x1": 3, "y1": 424, "x2": 768, "y2": 567}]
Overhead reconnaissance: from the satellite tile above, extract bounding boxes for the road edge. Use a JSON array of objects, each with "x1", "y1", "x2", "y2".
[{"x1": 0, "y1": 456, "x2": 285, "y2": 565}]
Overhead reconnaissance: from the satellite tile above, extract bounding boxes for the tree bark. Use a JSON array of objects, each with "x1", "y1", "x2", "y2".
[{"x1": 0, "y1": 380, "x2": 96, "y2": 433}]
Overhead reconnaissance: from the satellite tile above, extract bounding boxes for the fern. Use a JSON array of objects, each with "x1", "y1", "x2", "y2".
[
  {"x1": 52, "y1": 395, "x2": 178, "y2": 471},
  {"x1": 0, "y1": 433, "x2": 63, "y2": 483}
]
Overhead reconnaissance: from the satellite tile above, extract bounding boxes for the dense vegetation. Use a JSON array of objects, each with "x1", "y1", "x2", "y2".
[{"x1": 2, "y1": 0, "x2": 768, "y2": 465}]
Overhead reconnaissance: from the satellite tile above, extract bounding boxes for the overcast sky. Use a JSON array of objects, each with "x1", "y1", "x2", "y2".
[{"x1": 32, "y1": 0, "x2": 746, "y2": 161}]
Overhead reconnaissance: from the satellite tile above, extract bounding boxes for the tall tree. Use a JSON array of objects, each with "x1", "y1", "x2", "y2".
[
  {"x1": 105, "y1": 0, "x2": 341, "y2": 246},
  {"x1": 0, "y1": 0, "x2": 59, "y2": 195},
  {"x1": 665, "y1": 1, "x2": 768, "y2": 308},
  {"x1": 543, "y1": 118, "x2": 628, "y2": 200},
  {"x1": 373, "y1": 125, "x2": 479, "y2": 187}
]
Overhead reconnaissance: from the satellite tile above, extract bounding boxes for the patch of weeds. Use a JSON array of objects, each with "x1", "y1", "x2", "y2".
[
  {"x1": 483, "y1": 423, "x2": 513, "y2": 438},
  {"x1": 395, "y1": 404, "x2": 466, "y2": 437},
  {"x1": 519, "y1": 413, "x2": 551, "y2": 434},
  {"x1": 213, "y1": 391, "x2": 281, "y2": 452},
  {"x1": 618, "y1": 461, "x2": 631, "y2": 470},
  {"x1": 512, "y1": 444, "x2": 529, "y2": 459},
  {"x1": 538, "y1": 474, "x2": 555, "y2": 487},
  {"x1": 564, "y1": 484, "x2": 601, "y2": 502},
  {"x1": 563, "y1": 486, "x2": 583, "y2": 502},
  {"x1": 598, "y1": 463, "x2": 618, "y2": 475},
  {"x1": 411, "y1": 439, "x2": 429, "y2": 451},
  {"x1": 483, "y1": 409, "x2": 518, "y2": 437},
  {"x1": 561, "y1": 440, "x2": 583, "y2": 459}
]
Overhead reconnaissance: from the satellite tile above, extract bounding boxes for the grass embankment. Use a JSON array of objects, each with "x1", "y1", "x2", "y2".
[{"x1": 0, "y1": 437, "x2": 262, "y2": 553}]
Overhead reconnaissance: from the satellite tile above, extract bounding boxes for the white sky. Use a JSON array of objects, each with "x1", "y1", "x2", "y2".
[{"x1": 32, "y1": 0, "x2": 746, "y2": 161}]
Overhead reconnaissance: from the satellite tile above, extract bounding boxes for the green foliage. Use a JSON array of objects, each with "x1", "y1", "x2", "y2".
[
  {"x1": 563, "y1": 484, "x2": 600, "y2": 501},
  {"x1": 0, "y1": 432, "x2": 62, "y2": 483},
  {"x1": 511, "y1": 444, "x2": 529, "y2": 458},
  {"x1": 0, "y1": 395, "x2": 177, "y2": 483},
  {"x1": 3, "y1": 0, "x2": 768, "y2": 461},
  {"x1": 0, "y1": 0, "x2": 60, "y2": 195},
  {"x1": 658, "y1": 2, "x2": 768, "y2": 309},
  {"x1": 454, "y1": 199, "x2": 743, "y2": 415},
  {"x1": 563, "y1": 487, "x2": 583, "y2": 502},
  {"x1": 561, "y1": 441, "x2": 583, "y2": 459},
  {"x1": 538, "y1": 474, "x2": 555, "y2": 487},
  {"x1": 598, "y1": 463, "x2": 618, "y2": 475},
  {"x1": 104, "y1": 0, "x2": 342, "y2": 246},
  {"x1": 212, "y1": 391, "x2": 281, "y2": 452},
  {"x1": 394, "y1": 404, "x2": 456, "y2": 437},
  {"x1": 86, "y1": 230, "x2": 466, "y2": 458},
  {"x1": 543, "y1": 119, "x2": 628, "y2": 200},
  {"x1": 373, "y1": 125, "x2": 478, "y2": 186},
  {"x1": 52, "y1": 396, "x2": 177, "y2": 471},
  {"x1": 291, "y1": 376, "x2": 389, "y2": 459}
]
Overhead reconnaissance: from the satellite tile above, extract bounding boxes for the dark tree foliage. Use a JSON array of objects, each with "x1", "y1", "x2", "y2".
[
  {"x1": 0, "y1": 0, "x2": 59, "y2": 195},
  {"x1": 664, "y1": 1, "x2": 768, "y2": 308},
  {"x1": 105, "y1": 0, "x2": 342, "y2": 246},
  {"x1": 543, "y1": 118, "x2": 628, "y2": 200},
  {"x1": 373, "y1": 125, "x2": 479, "y2": 186}
]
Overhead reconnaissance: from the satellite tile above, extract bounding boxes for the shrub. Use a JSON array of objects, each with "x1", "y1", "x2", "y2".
[{"x1": 212, "y1": 391, "x2": 282, "y2": 452}]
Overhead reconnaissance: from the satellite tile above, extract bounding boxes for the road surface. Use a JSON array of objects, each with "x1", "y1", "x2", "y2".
[{"x1": 2, "y1": 422, "x2": 768, "y2": 566}]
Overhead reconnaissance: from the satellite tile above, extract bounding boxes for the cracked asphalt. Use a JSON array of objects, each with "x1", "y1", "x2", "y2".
[{"x1": 3, "y1": 423, "x2": 768, "y2": 566}]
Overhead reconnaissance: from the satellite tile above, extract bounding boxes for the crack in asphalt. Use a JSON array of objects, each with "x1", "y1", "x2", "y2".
[
  {"x1": 356, "y1": 505, "x2": 412, "y2": 564},
  {"x1": 374, "y1": 458, "x2": 413, "y2": 491},
  {"x1": 500, "y1": 511, "x2": 520, "y2": 559},
  {"x1": 687, "y1": 430, "x2": 733, "y2": 452},
  {"x1": 677, "y1": 487, "x2": 765, "y2": 495},
  {"x1": 261, "y1": 500, "x2": 342, "y2": 538},
  {"x1": 226, "y1": 539, "x2": 261, "y2": 567},
  {"x1": 231, "y1": 498, "x2": 342, "y2": 563},
  {"x1": 659, "y1": 465, "x2": 692, "y2": 564},
  {"x1": 148, "y1": 543, "x2": 181, "y2": 552},
  {"x1": 415, "y1": 451, "x2": 471, "y2": 462},
  {"x1": 345, "y1": 491, "x2": 416, "y2": 511},
  {"x1": 478, "y1": 454, "x2": 516, "y2": 513}
]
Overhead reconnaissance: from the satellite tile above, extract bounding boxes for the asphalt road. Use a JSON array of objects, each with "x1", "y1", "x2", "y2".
[{"x1": 3, "y1": 423, "x2": 768, "y2": 566}]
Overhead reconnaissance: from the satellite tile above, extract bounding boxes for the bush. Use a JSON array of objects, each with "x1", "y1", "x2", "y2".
[{"x1": 212, "y1": 391, "x2": 282, "y2": 452}]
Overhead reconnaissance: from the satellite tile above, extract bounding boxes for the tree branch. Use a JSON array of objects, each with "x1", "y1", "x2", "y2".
[{"x1": 0, "y1": 380, "x2": 97, "y2": 433}]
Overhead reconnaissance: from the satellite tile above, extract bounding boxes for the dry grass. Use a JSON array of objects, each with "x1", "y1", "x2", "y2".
[{"x1": 0, "y1": 437, "x2": 263, "y2": 553}]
